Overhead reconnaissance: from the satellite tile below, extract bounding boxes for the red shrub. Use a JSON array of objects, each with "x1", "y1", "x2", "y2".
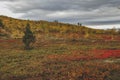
[{"x1": 48, "y1": 50, "x2": 120, "y2": 61}]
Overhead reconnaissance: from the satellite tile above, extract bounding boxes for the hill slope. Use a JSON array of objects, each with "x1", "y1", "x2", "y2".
[{"x1": 0, "y1": 15, "x2": 116, "y2": 39}]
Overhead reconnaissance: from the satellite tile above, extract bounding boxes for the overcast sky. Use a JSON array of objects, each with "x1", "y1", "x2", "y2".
[{"x1": 0, "y1": 0, "x2": 120, "y2": 29}]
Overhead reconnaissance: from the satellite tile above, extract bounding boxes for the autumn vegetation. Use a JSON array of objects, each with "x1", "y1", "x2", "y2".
[
  {"x1": 0, "y1": 15, "x2": 120, "y2": 80},
  {"x1": 0, "y1": 15, "x2": 120, "y2": 40}
]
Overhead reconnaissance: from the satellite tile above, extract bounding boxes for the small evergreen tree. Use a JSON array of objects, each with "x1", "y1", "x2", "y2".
[
  {"x1": 0, "y1": 19, "x2": 4, "y2": 28},
  {"x1": 23, "y1": 23, "x2": 35, "y2": 50},
  {"x1": 118, "y1": 29, "x2": 120, "y2": 34},
  {"x1": 54, "y1": 20, "x2": 58, "y2": 23},
  {"x1": 77, "y1": 22, "x2": 82, "y2": 26}
]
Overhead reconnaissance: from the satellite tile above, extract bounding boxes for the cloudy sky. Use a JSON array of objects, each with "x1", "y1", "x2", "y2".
[{"x1": 0, "y1": 0, "x2": 120, "y2": 29}]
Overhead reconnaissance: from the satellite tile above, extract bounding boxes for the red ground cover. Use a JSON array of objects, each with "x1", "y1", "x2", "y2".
[
  {"x1": 93, "y1": 50, "x2": 120, "y2": 59},
  {"x1": 0, "y1": 39, "x2": 16, "y2": 42},
  {"x1": 48, "y1": 50, "x2": 120, "y2": 61}
]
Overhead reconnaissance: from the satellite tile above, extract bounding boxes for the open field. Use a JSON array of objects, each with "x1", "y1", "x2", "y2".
[{"x1": 0, "y1": 38, "x2": 120, "y2": 80}]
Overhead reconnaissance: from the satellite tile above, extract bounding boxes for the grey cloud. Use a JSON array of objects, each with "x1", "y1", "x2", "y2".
[
  {"x1": 6, "y1": 0, "x2": 120, "y2": 12},
  {"x1": 0, "y1": 0, "x2": 18, "y2": 2},
  {"x1": 0, "y1": 0, "x2": 120, "y2": 26},
  {"x1": 84, "y1": 20, "x2": 120, "y2": 25}
]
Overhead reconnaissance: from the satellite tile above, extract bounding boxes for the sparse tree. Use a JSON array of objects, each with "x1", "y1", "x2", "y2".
[
  {"x1": 23, "y1": 23, "x2": 35, "y2": 50},
  {"x1": 0, "y1": 19, "x2": 4, "y2": 28},
  {"x1": 54, "y1": 20, "x2": 58, "y2": 23},
  {"x1": 77, "y1": 22, "x2": 82, "y2": 26},
  {"x1": 118, "y1": 28, "x2": 120, "y2": 34}
]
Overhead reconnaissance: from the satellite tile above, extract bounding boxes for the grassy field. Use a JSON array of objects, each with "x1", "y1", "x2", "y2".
[{"x1": 0, "y1": 38, "x2": 120, "y2": 80}]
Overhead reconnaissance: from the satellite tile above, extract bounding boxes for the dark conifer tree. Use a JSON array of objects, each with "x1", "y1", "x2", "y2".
[
  {"x1": 0, "y1": 19, "x2": 4, "y2": 28},
  {"x1": 23, "y1": 23, "x2": 35, "y2": 50}
]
